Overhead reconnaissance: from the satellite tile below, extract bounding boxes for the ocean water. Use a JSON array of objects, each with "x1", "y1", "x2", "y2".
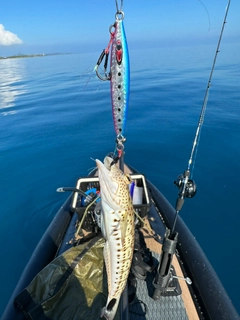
[{"x1": 0, "y1": 43, "x2": 240, "y2": 316}]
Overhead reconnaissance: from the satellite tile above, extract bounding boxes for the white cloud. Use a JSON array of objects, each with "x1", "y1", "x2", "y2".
[{"x1": 0, "y1": 24, "x2": 23, "y2": 46}]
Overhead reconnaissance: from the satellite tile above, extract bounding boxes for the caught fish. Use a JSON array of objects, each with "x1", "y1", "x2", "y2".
[
  {"x1": 96, "y1": 156, "x2": 135, "y2": 320},
  {"x1": 110, "y1": 14, "x2": 130, "y2": 137}
]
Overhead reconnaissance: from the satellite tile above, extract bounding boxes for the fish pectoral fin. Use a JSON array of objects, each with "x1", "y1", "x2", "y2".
[
  {"x1": 120, "y1": 219, "x2": 127, "y2": 247},
  {"x1": 101, "y1": 214, "x2": 107, "y2": 239}
]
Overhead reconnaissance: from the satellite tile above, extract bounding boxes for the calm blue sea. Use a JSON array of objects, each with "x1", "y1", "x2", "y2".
[{"x1": 0, "y1": 42, "x2": 240, "y2": 316}]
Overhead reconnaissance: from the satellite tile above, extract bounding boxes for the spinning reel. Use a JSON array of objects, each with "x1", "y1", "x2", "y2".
[{"x1": 174, "y1": 173, "x2": 197, "y2": 198}]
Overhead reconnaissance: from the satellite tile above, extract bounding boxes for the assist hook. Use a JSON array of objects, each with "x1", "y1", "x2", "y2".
[
  {"x1": 95, "y1": 1, "x2": 124, "y2": 81},
  {"x1": 94, "y1": 21, "x2": 117, "y2": 81},
  {"x1": 95, "y1": 49, "x2": 111, "y2": 81}
]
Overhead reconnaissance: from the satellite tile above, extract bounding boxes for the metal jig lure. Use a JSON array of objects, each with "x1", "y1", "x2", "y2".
[{"x1": 95, "y1": 2, "x2": 130, "y2": 139}]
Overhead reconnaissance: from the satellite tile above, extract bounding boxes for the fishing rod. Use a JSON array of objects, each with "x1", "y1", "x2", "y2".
[
  {"x1": 172, "y1": 0, "x2": 231, "y2": 234},
  {"x1": 153, "y1": 1, "x2": 231, "y2": 300}
]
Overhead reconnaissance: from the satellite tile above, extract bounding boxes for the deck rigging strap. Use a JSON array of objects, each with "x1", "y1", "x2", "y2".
[{"x1": 173, "y1": 0, "x2": 231, "y2": 231}]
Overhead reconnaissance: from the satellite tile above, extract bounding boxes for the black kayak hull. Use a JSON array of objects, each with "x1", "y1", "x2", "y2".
[
  {"x1": 147, "y1": 179, "x2": 239, "y2": 320},
  {"x1": 2, "y1": 177, "x2": 239, "y2": 320}
]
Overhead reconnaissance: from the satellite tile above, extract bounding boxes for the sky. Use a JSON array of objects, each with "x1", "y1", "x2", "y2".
[{"x1": 0, "y1": 0, "x2": 239, "y2": 56}]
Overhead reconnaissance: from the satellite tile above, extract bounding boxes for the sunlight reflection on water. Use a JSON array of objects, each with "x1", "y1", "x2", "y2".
[{"x1": 0, "y1": 58, "x2": 27, "y2": 115}]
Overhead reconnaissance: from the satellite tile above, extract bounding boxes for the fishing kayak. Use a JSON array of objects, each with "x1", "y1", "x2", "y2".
[
  {"x1": 2, "y1": 1, "x2": 239, "y2": 319},
  {"x1": 2, "y1": 159, "x2": 239, "y2": 320}
]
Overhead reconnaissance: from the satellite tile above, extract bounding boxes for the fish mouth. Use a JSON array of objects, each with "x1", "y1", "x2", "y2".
[
  {"x1": 96, "y1": 159, "x2": 109, "y2": 172},
  {"x1": 96, "y1": 156, "x2": 113, "y2": 171},
  {"x1": 95, "y1": 159, "x2": 102, "y2": 168},
  {"x1": 96, "y1": 157, "x2": 119, "y2": 201},
  {"x1": 95, "y1": 158, "x2": 111, "y2": 184}
]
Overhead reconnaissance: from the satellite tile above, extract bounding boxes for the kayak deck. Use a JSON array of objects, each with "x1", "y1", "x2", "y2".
[
  {"x1": 3, "y1": 163, "x2": 239, "y2": 320},
  {"x1": 128, "y1": 211, "x2": 200, "y2": 320},
  {"x1": 52, "y1": 166, "x2": 201, "y2": 320}
]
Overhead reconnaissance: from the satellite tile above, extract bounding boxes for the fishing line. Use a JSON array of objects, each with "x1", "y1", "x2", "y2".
[
  {"x1": 80, "y1": 65, "x2": 104, "y2": 93},
  {"x1": 115, "y1": 0, "x2": 123, "y2": 13},
  {"x1": 197, "y1": 0, "x2": 211, "y2": 31}
]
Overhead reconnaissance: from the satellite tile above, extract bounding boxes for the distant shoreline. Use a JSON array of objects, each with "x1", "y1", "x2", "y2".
[{"x1": 0, "y1": 53, "x2": 71, "y2": 60}]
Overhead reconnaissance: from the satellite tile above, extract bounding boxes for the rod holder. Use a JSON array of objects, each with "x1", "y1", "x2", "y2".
[{"x1": 152, "y1": 229, "x2": 178, "y2": 300}]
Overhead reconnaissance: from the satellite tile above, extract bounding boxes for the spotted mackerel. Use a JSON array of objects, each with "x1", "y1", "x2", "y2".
[{"x1": 96, "y1": 156, "x2": 135, "y2": 320}]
